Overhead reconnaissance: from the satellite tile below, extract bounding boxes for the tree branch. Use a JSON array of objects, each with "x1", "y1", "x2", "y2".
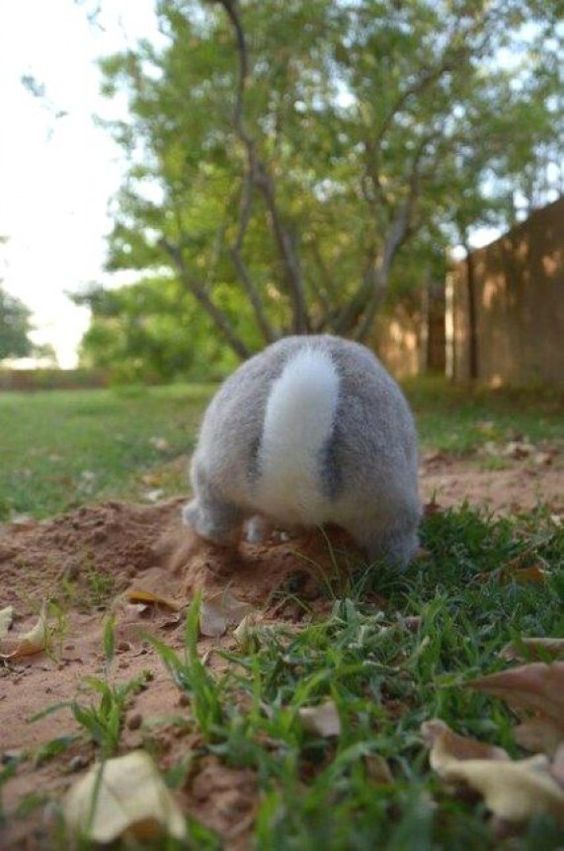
[
  {"x1": 352, "y1": 133, "x2": 433, "y2": 342},
  {"x1": 159, "y1": 237, "x2": 251, "y2": 360},
  {"x1": 217, "y1": 0, "x2": 310, "y2": 334}
]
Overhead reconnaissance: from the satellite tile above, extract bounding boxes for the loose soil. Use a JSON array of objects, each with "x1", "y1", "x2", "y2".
[{"x1": 1, "y1": 454, "x2": 562, "y2": 848}]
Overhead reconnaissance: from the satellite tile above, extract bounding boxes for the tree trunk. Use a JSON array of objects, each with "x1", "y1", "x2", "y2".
[{"x1": 463, "y1": 240, "x2": 479, "y2": 380}]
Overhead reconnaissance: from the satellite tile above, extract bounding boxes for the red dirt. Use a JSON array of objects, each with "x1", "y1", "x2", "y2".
[{"x1": 1, "y1": 456, "x2": 562, "y2": 848}]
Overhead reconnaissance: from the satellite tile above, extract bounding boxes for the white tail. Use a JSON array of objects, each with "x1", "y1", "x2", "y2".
[{"x1": 257, "y1": 347, "x2": 340, "y2": 524}]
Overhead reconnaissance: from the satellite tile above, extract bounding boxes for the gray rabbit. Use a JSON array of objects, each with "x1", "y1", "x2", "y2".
[{"x1": 183, "y1": 334, "x2": 421, "y2": 568}]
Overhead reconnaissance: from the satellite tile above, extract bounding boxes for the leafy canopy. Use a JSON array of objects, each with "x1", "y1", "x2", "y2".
[{"x1": 80, "y1": 0, "x2": 560, "y2": 374}]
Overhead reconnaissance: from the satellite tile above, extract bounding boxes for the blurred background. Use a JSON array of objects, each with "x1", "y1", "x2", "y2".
[
  {"x1": 0, "y1": 0, "x2": 562, "y2": 520},
  {"x1": 1, "y1": 0, "x2": 562, "y2": 387}
]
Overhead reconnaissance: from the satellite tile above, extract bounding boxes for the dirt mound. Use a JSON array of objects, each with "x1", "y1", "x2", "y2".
[
  {"x1": 0, "y1": 498, "x2": 360, "y2": 617},
  {"x1": 420, "y1": 456, "x2": 564, "y2": 516},
  {"x1": 0, "y1": 500, "x2": 365, "y2": 849}
]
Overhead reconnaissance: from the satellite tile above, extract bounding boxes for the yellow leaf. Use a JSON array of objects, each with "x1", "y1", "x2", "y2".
[
  {"x1": 0, "y1": 605, "x2": 48, "y2": 659},
  {"x1": 125, "y1": 588, "x2": 181, "y2": 611},
  {"x1": 63, "y1": 750, "x2": 186, "y2": 843}
]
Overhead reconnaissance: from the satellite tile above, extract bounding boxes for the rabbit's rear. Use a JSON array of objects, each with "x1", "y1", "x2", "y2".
[{"x1": 183, "y1": 334, "x2": 421, "y2": 568}]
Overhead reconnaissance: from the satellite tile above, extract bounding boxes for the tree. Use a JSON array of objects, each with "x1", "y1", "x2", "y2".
[
  {"x1": 96, "y1": 0, "x2": 561, "y2": 361},
  {"x1": 0, "y1": 286, "x2": 33, "y2": 361},
  {"x1": 73, "y1": 277, "x2": 242, "y2": 380}
]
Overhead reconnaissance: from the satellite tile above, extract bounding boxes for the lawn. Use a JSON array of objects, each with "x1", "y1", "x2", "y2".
[
  {"x1": 1, "y1": 378, "x2": 563, "y2": 849},
  {"x1": 1, "y1": 377, "x2": 563, "y2": 519}
]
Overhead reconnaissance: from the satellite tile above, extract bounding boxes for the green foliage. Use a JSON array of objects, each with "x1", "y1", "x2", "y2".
[
  {"x1": 73, "y1": 277, "x2": 241, "y2": 382},
  {"x1": 0, "y1": 384, "x2": 211, "y2": 518},
  {"x1": 147, "y1": 596, "x2": 224, "y2": 736},
  {"x1": 0, "y1": 285, "x2": 32, "y2": 361},
  {"x1": 79, "y1": 0, "x2": 561, "y2": 372}
]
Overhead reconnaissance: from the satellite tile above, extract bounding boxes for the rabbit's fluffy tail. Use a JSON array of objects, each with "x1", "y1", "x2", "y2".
[{"x1": 257, "y1": 347, "x2": 340, "y2": 524}]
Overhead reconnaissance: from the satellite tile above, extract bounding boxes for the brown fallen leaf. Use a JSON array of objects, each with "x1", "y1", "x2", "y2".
[
  {"x1": 0, "y1": 605, "x2": 13, "y2": 640},
  {"x1": 469, "y1": 662, "x2": 564, "y2": 755},
  {"x1": 298, "y1": 700, "x2": 341, "y2": 737},
  {"x1": 365, "y1": 754, "x2": 393, "y2": 784},
  {"x1": 500, "y1": 638, "x2": 564, "y2": 662},
  {"x1": 0, "y1": 605, "x2": 48, "y2": 659},
  {"x1": 421, "y1": 719, "x2": 509, "y2": 774},
  {"x1": 476, "y1": 564, "x2": 549, "y2": 586},
  {"x1": 125, "y1": 588, "x2": 181, "y2": 611},
  {"x1": 200, "y1": 591, "x2": 253, "y2": 638},
  {"x1": 64, "y1": 750, "x2": 186, "y2": 843}
]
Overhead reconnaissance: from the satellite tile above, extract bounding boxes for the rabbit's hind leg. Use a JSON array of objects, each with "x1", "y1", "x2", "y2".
[
  {"x1": 343, "y1": 512, "x2": 420, "y2": 571},
  {"x1": 182, "y1": 494, "x2": 245, "y2": 547}
]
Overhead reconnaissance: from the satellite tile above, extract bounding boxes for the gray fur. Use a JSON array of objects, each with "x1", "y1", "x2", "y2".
[{"x1": 183, "y1": 334, "x2": 421, "y2": 568}]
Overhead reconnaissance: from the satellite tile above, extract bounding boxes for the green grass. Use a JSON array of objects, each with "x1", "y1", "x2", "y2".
[
  {"x1": 1, "y1": 377, "x2": 562, "y2": 520},
  {"x1": 152, "y1": 512, "x2": 563, "y2": 849},
  {"x1": 0, "y1": 383, "x2": 213, "y2": 519},
  {"x1": 2, "y1": 377, "x2": 564, "y2": 847},
  {"x1": 406, "y1": 376, "x2": 564, "y2": 454},
  {"x1": 39, "y1": 510, "x2": 563, "y2": 849}
]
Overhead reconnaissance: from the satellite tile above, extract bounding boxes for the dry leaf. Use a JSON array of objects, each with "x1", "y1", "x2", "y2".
[
  {"x1": 233, "y1": 612, "x2": 261, "y2": 649},
  {"x1": 143, "y1": 489, "x2": 164, "y2": 504},
  {"x1": 149, "y1": 436, "x2": 169, "y2": 452},
  {"x1": 503, "y1": 440, "x2": 535, "y2": 459},
  {"x1": 365, "y1": 754, "x2": 393, "y2": 784},
  {"x1": 125, "y1": 588, "x2": 181, "y2": 611},
  {"x1": 477, "y1": 563, "x2": 549, "y2": 586},
  {"x1": 199, "y1": 591, "x2": 253, "y2": 638},
  {"x1": 470, "y1": 663, "x2": 564, "y2": 746},
  {"x1": 63, "y1": 750, "x2": 186, "y2": 843},
  {"x1": 470, "y1": 663, "x2": 564, "y2": 755},
  {"x1": 421, "y1": 719, "x2": 509, "y2": 774},
  {"x1": 533, "y1": 451, "x2": 554, "y2": 467},
  {"x1": 298, "y1": 700, "x2": 341, "y2": 737},
  {"x1": 0, "y1": 605, "x2": 14, "y2": 640},
  {"x1": 552, "y1": 743, "x2": 564, "y2": 787},
  {"x1": 500, "y1": 638, "x2": 564, "y2": 662},
  {"x1": 0, "y1": 605, "x2": 48, "y2": 659},
  {"x1": 440, "y1": 756, "x2": 564, "y2": 827},
  {"x1": 513, "y1": 717, "x2": 564, "y2": 756},
  {"x1": 422, "y1": 720, "x2": 564, "y2": 827}
]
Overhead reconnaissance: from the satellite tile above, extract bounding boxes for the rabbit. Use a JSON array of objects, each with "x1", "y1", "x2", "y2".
[{"x1": 183, "y1": 334, "x2": 421, "y2": 568}]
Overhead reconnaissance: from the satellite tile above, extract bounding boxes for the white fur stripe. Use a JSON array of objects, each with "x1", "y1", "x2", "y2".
[{"x1": 257, "y1": 347, "x2": 339, "y2": 524}]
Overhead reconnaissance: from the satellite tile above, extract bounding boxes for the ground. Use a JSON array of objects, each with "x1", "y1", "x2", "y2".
[{"x1": 0, "y1": 379, "x2": 563, "y2": 849}]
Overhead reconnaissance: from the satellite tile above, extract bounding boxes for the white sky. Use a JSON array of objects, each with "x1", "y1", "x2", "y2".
[{"x1": 0, "y1": 0, "x2": 159, "y2": 367}]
